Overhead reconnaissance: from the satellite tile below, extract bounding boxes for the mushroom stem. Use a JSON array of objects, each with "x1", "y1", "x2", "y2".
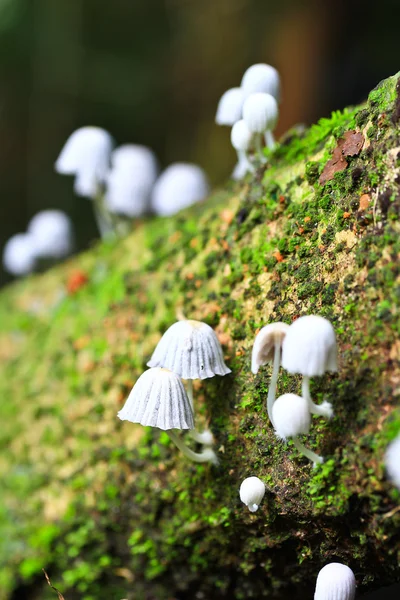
[
  {"x1": 185, "y1": 380, "x2": 214, "y2": 446},
  {"x1": 93, "y1": 189, "x2": 116, "y2": 240},
  {"x1": 264, "y1": 130, "x2": 275, "y2": 150},
  {"x1": 248, "y1": 503, "x2": 259, "y2": 513},
  {"x1": 255, "y1": 134, "x2": 267, "y2": 163},
  {"x1": 166, "y1": 430, "x2": 219, "y2": 465},
  {"x1": 237, "y1": 149, "x2": 255, "y2": 173},
  {"x1": 302, "y1": 376, "x2": 334, "y2": 419},
  {"x1": 266, "y1": 341, "x2": 281, "y2": 426},
  {"x1": 292, "y1": 436, "x2": 324, "y2": 466}
]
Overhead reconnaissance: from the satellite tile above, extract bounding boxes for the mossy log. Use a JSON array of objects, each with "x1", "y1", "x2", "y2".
[{"x1": 0, "y1": 74, "x2": 399, "y2": 600}]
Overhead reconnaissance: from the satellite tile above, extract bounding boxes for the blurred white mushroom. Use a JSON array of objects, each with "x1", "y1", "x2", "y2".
[
  {"x1": 385, "y1": 434, "x2": 400, "y2": 490},
  {"x1": 215, "y1": 87, "x2": 244, "y2": 126},
  {"x1": 2, "y1": 233, "x2": 36, "y2": 277},
  {"x1": 241, "y1": 63, "x2": 281, "y2": 102},
  {"x1": 55, "y1": 126, "x2": 115, "y2": 238},
  {"x1": 230, "y1": 119, "x2": 254, "y2": 179},
  {"x1": 27, "y1": 210, "x2": 74, "y2": 260},
  {"x1": 151, "y1": 163, "x2": 210, "y2": 217},
  {"x1": 242, "y1": 92, "x2": 279, "y2": 158}
]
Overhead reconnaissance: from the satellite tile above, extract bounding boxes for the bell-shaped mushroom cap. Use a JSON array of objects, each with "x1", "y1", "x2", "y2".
[
  {"x1": 215, "y1": 87, "x2": 244, "y2": 126},
  {"x1": 239, "y1": 476, "x2": 266, "y2": 512},
  {"x1": 55, "y1": 126, "x2": 114, "y2": 198},
  {"x1": 272, "y1": 393, "x2": 311, "y2": 440},
  {"x1": 385, "y1": 434, "x2": 400, "y2": 489},
  {"x1": 242, "y1": 92, "x2": 278, "y2": 135},
  {"x1": 117, "y1": 367, "x2": 194, "y2": 430},
  {"x1": 110, "y1": 144, "x2": 158, "y2": 186},
  {"x1": 147, "y1": 319, "x2": 231, "y2": 380},
  {"x1": 27, "y1": 210, "x2": 74, "y2": 260},
  {"x1": 105, "y1": 175, "x2": 151, "y2": 217},
  {"x1": 231, "y1": 119, "x2": 253, "y2": 152},
  {"x1": 151, "y1": 163, "x2": 210, "y2": 217},
  {"x1": 314, "y1": 563, "x2": 356, "y2": 600},
  {"x1": 251, "y1": 322, "x2": 289, "y2": 374},
  {"x1": 241, "y1": 63, "x2": 281, "y2": 102},
  {"x1": 2, "y1": 233, "x2": 36, "y2": 276},
  {"x1": 282, "y1": 315, "x2": 338, "y2": 377}
]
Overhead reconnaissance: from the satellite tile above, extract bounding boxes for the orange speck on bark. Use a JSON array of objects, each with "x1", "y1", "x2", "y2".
[
  {"x1": 304, "y1": 216, "x2": 311, "y2": 223},
  {"x1": 273, "y1": 251, "x2": 284, "y2": 262},
  {"x1": 343, "y1": 212, "x2": 351, "y2": 219},
  {"x1": 67, "y1": 271, "x2": 88, "y2": 294}
]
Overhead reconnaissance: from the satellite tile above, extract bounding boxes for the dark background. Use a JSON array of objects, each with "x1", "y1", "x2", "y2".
[{"x1": 1, "y1": 0, "x2": 400, "y2": 286}]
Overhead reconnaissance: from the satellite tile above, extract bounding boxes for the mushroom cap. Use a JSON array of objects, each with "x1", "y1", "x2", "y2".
[
  {"x1": 385, "y1": 434, "x2": 400, "y2": 490},
  {"x1": 239, "y1": 476, "x2": 265, "y2": 512},
  {"x1": 147, "y1": 319, "x2": 231, "y2": 380},
  {"x1": 272, "y1": 393, "x2": 311, "y2": 440},
  {"x1": 314, "y1": 563, "x2": 356, "y2": 600},
  {"x1": 151, "y1": 163, "x2": 210, "y2": 217},
  {"x1": 215, "y1": 87, "x2": 244, "y2": 126},
  {"x1": 2, "y1": 233, "x2": 36, "y2": 276},
  {"x1": 111, "y1": 144, "x2": 158, "y2": 180},
  {"x1": 55, "y1": 126, "x2": 114, "y2": 198},
  {"x1": 241, "y1": 63, "x2": 281, "y2": 102},
  {"x1": 242, "y1": 92, "x2": 278, "y2": 134},
  {"x1": 231, "y1": 119, "x2": 253, "y2": 152},
  {"x1": 117, "y1": 367, "x2": 194, "y2": 430},
  {"x1": 251, "y1": 322, "x2": 289, "y2": 374},
  {"x1": 282, "y1": 315, "x2": 338, "y2": 377},
  {"x1": 27, "y1": 210, "x2": 74, "y2": 259}
]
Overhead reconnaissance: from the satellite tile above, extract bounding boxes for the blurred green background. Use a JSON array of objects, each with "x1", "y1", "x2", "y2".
[{"x1": 0, "y1": 0, "x2": 399, "y2": 285}]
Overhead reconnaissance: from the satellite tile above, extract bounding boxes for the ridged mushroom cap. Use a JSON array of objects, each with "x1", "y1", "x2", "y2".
[
  {"x1": 242, "y1": 92, "x2": 278, "y2": 134},
  {"x1": 241, "y1": 63, "x2": 281, "y2": 101},
  {"x1": 27, "y1": 210, "x2": 74, "y2": 259},
  {"x1": 282, "y1": 315, "x2": 338, "y2": 377},
  {"x1": 105, "y1": 172, "x2": 152, "y2": 217},
  {"x1": 385, "y1": 434, "x2": 400, "y2": 489},
  {"x1": 314, "y1": 563, "x2": 356, "y2": 600},
  {"x1": 147, "y1": 320, "x2": 231, "y2": 380},
  {"x1": 117, "y1": 367, "x2": 194, "y2": 430},
  {"x1": 251, "y1": 322, "x2": 289, "y2": 374},
  {"x1": 272, "y1": 393, "x2": 311, "y2": 440},
  {"x1": 55, "y1": 126, "x2": 114, "y2": 197},
  {"x1": 111, "y1": 144, "x2": 158, "y2": 181},
  {"x1": 215, "y1": 87, "x2": 244, "y2": 126},
  {"x1": 2, "y1": 233, "x2": 36, "y2": 276},
  {"x1": 231, "y1": 119, "x2": 253, "y2": 152},
  {"x1": 151, "y1": 163, "x2": 210, "y2": 217},
  {"x1": 239, "y1": 476, "x2": 266, "y2": 512}
]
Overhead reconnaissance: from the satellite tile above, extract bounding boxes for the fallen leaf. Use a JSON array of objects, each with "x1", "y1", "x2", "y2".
[
  {"x1": 319, "y1": 146, "x2": 348, "y2": 185},
  {"x1": 341, "y1": 130, "x2": 365, "y2": 156},
  {"x1": 358, "y1": 193, "x2": 370, "y2": 211},
  {"x1": 319, "y1": 130, "x2": 364, "y2": 185}
]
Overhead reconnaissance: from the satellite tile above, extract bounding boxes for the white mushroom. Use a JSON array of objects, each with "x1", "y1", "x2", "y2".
[
  {"x1": 27, "y1": 210, "x2": 74, "y2": 260},
  {"x1": 2, "y1": 233, "x2": 36, "y2": 277},
  {"x1": 242, "y1": 92, "x2": 279, "y2": 157},
  {"x1": 151, "y1": 163, "x2": 210, "y2": 217},
  {"x1": 385, "y1": 434, "x2": 400, "y2": 490},
  {"x1": 241, "y1": 63, "x2": 281, "y2": 102},
  {"x1": 251, "y1": 322, "x2": 289, "y2": 426},
  {"x1": 282, "y1": 315, "x2": 336, "y2": 419},
  {"x1": 230, "y1": 119, "x2": 254, "y2": 179},
  {"x1": 272, "y1": 393, "x2": 324, "y2": 465},
  {"x1": 239, "y1": 476, "x2": 266, "y2": 512},
  {"x1": 118, "y1": 368, "x2": 218, "y2": 465},
  {"x1": 215, "y1": 87, "x2": 244, "y2": 126},
  {"x1": 314, "y1": 563, "x2": 356, "y2": 600}
]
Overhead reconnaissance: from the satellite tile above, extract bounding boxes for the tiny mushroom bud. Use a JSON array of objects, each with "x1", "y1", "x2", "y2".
[
  {"x1": 251, "y1": 322, "x2": 289, "y2": 425},
  {"x1": 118, "y1": 368, "x2": 218, "y2": 465},
  {"x1": 385, "y1": 434, "x2": 400, "y2": 490},
  {"x1": 151, "y1": 163, "x2": 210, "y2": 217},
  {"x1": 314, "y1": 563, "x2": 356, "y2": 600},
  {"x1": 27, "y1": 210, "x2": 74, "y2": 260},
  {"x1": 215, "y1": 87, "x2": 244, "y2": 126},
  {"x1": 230, "y1": 119, "x2": 254, "y2": 178},
  {"x1": 241, "y1": 63, "x2": 281, "y2": 102},
  {"x1": 242, "y1": 92, "x2": 278, "y2": 158},
  {"x1": 2, "y1": 233, "x2": 36, "y2": 276},
  {"x1": 272, "y1": 393, "x2": 324, "y2": 465},
  {"x1": 239, "y1": 476, "x2": 265, "y2": 512},
  {"x1": 282, "y1": 315, "x2": 337, "y2": 419}
]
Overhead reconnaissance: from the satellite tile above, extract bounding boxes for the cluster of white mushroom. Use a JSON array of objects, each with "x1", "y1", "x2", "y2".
[
  {"x1": 215, "y1": 63, "x2": 280, "y2": 179},
  {"x1": 117, "y1": 319, "x2": 231, "y2": 465},
  {"x1": 55, "y1": 127, "x2": 210, "y2": 239},
  {"x1": 251, "y1": 315, "x2": 337, "y2": 466},
  {"x1": 2, "y1": 210, "x2": 74, "y2": 277}
]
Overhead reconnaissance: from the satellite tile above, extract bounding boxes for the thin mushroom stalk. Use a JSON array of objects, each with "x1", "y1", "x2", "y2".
[
  {"x1": 266, "y1": 341, "x2": 282, "y2": 426},
  {"x1": 264, "y1": 130, "x2": 275, "y2": 150},
  {"x1": 186, "y1": 379, "x2": 215, "y2": 446},
  {"x1": 301, "y1": 376, "x2": 333, "y2": 419},
  {"x1": 167, "y1": 430, "x2": 219, "y2": 465},
  {"x1": 93, "y1": 188, "x2": 117, "y2": 240},
  {"x1": 292, "y1": 437, "x2": 324, "y2": 466},
  {"x1": 254, "y1": 134, "x2": 267, "y2": 163}
]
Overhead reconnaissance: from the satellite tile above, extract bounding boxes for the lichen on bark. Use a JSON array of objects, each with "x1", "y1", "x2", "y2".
[{"x1": 0, "y1": 73, "x2": 399, "y2": 600}]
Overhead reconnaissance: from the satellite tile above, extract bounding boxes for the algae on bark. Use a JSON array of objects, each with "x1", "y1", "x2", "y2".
[{"x1": 0, "y1": 73, "x2": 399, "y2": 600}]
